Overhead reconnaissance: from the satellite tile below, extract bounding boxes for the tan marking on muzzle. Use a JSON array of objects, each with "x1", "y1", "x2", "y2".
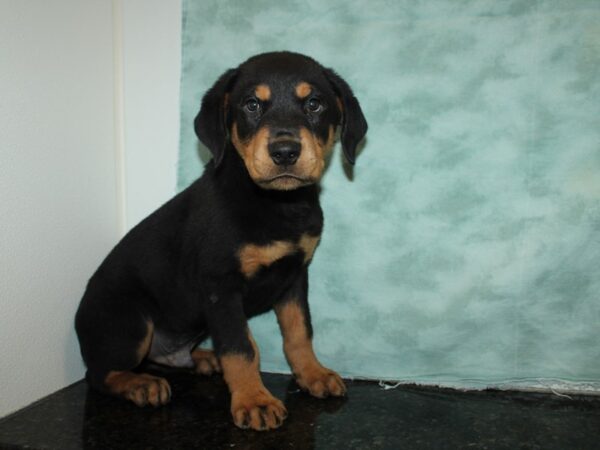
[
  {"x1": 296, "y1": 126, "x2": 335, "y2": 181},
  {"x1": 231, "y1": 123, "x2": 272, "y2": 181},
  {"x1": 232, "y1": 123, "x2": 335, "y2": 190}
]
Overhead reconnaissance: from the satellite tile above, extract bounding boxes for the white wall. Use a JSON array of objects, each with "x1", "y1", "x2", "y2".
[
  {"x1": 120, "y1": 0, "x2": 181, "y2": 229},
  {"x1": 0, "y1": 0, "x2": 181, "y2": 417},
  {"x1": 0, "y1": 1, "x2": 118, "y2": 416}
]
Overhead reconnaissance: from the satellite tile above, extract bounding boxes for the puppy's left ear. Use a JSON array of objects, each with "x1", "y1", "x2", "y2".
[
  {"x1": 194, "y1": 68, "x2": 238, "y2": 168},
  {"x1": 323, "y1": 68, "x2": 368, "y2": 165}
]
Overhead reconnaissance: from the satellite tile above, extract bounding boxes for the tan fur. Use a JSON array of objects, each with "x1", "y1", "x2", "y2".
[
  {"x1": 336, "y1": 97, "x2": 343, "y2": 113},
  {"x1": 231, "y1": 123, "x2": 273, "y2": 183},
  {"x1": 238, "y1": 233, "x2": 320, "y2": 278},
  {"x1": 297, "y1": 125, "x2": 335, "y2": 182},
  {"x1": 231, "y1": 122, "x2": 334, "y2": 191},
  {"x1": 295, "y1": 82, "x2": 312, "y2": 98},
  {"x1": 220, "y1": 333, "x2": 261, "y2": 394},
  {"x1": 191, "y1": 348, "x2": 221, "y2": 375},
  {"x1": 103, "y1": 321, "x2": 169, "y2": 407},
  {"x1": 255, "y1": 84, "x2": 271, "y2": 101},
  {"x1": 137, "y1": 321, "x2": 154, "y2": 361},
  {"x1": 275, "y1": 301, "x2": 346, "y2": 398},
  {"x1": 221, "y1": 332, "x2": 287, "y2": 430},
  {"x1": 299, "y1": 234, "x2": 320, "y2": 263},
  {"x1": 238, "y1": 241, "x2": 296, "y2": 278},
  {"x1": 323, "y1": 125, "x2": 336, "y2": 154},
  {"x1": 104, "y1": 371, "x2": 171, "y2": 407}
]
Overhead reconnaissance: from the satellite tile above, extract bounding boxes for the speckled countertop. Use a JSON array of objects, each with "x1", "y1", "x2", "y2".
[{"x1": 1, "y1": 370, "x2": 599, "y2": 449}]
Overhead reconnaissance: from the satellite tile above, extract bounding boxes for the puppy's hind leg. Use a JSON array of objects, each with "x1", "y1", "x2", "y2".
[
  {"x1": 103, "y1": 368, "x2": 171, "y2": 407},
  {"x1": 75, "y1": 292, "x2": 171, "y2": 407},
  {"x1": 191, "y1": 348, "x2": 222, "y2": 375}
]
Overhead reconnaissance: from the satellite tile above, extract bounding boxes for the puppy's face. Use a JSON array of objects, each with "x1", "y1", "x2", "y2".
[
  {"x1": 195, "y1": 52, "x2": 367, "y2": 191},
  {"x1": 229, "y1": 63, "x2": 340, "y2": 190}
]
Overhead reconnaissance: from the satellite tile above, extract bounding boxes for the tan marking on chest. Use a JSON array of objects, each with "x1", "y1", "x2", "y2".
[
  {"x1": 299, "y1": 234, "x2": 320, "y2": 263},
  {"x1": 238, "y1": 234, "x2": 321, "y2": 278},
  {"x1": 238, "y1": 241, "x2": 295, "y2": 278}
]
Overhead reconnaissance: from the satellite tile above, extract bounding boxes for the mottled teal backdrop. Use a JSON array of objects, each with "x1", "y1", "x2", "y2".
[{"x1": 178, "y1": 0, "x2": 600, "y2": 389}]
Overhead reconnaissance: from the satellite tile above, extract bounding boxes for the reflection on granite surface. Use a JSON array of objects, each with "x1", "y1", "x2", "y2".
[{"x1": 0, "y1": 370, "x2": 599, "y2": 449}]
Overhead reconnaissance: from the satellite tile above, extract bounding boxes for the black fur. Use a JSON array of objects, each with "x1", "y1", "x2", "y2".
[
  {"x1": 75, "y1": 51, "x2": 366, "y2": 399},
  {"x1": 323, "y1": 68, "x2": 368, "y2": 164}
]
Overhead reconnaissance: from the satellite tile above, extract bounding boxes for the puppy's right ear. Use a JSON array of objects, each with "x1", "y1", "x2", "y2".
[{"x1": 194, "y1": 68, "x2": 238, "y2": 168}]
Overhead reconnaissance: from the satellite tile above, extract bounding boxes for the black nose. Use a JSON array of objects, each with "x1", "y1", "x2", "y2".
[{"x1": 268, "y1": 140, "x2": 301, "y2": 166}]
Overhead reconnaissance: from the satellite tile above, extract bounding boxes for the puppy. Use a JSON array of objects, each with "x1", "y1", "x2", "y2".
[{"x1": 75, "y1": 51, "x2": 367, "y2": 431}]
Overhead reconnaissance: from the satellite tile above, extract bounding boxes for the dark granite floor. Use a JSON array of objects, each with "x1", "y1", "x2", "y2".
[{"x1": 1, "y1": 368, "x2": 599, "y2": 450}]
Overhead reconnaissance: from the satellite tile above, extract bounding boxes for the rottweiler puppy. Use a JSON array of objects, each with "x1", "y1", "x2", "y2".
[{"x1": 75, "y1": 51, "x2": 367, "y2": 431}]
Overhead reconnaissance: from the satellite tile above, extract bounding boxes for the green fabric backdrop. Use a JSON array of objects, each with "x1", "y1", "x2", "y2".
[{"x1": 178, "y1": 0, "x2": 600, "y2": 389}]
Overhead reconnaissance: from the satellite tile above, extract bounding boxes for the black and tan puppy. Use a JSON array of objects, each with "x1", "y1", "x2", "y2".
[{"x1": 75, "y1": 51, "x2": 367, "y2": 431}]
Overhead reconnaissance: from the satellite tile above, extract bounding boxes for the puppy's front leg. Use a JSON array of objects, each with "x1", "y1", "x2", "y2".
[
  {"x1": 275, "y1": 270, "x2": 346, "y2": 398},
  {"x1": 205, "y1": 291, "x2": 287, "y2": 431}
]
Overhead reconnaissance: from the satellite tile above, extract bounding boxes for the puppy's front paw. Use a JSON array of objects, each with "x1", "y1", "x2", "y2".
[
  {"x1": 296, "y1": 366, "x2": 346, "y2": 398},
  {"x1": 231, "y1": 388, "x2": 287, "y2": 431}
]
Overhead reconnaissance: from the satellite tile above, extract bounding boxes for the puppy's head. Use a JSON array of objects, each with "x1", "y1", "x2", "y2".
[{"x1": 195, "y1": 52, "x2": 367, "y2": 191}]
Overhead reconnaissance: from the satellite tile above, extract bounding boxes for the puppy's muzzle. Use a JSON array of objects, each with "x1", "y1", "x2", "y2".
[{"x1": 268, "y1": 140, "x2": 301, "y2": 166}]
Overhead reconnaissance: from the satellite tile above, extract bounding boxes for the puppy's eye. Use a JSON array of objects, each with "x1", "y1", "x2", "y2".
[
  {"x1": 245, "y1": 98, "x2": 260, "y2": 113},
  {"x1": 306, "y1": 97, "x2": 322, "y2": 113}
]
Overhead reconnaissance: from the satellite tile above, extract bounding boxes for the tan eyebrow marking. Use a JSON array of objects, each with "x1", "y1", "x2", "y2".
[
  {"x1": 255, "y1": 84, "x2": 271, "y2": 101},
  {"x1": 295, "y1": 82, "x2": 312, "y2": 98}
]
